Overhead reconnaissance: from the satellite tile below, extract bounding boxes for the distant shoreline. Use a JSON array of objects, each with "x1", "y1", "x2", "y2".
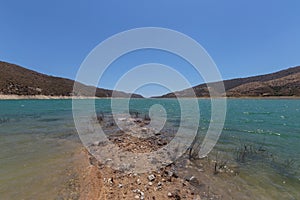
[
  {"x1": 0, "y1": 95, "x2": 102, "y2": 100},
  {"x1": 0, "y1": 94, "x2": 299, "y2": 100}
]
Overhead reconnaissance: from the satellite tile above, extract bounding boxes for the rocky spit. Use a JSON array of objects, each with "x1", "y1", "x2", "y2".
[{"x1": 63, "y1": 114, "x2": 239, "y2": 200}]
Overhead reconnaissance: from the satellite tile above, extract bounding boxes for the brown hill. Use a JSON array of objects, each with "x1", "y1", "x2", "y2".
[
  {"x1": 156, "y1": 66, "x2": 300, "y2": 98},
  {"x1": 0, "y1": 61, "x2": 143, "y2": 98}
]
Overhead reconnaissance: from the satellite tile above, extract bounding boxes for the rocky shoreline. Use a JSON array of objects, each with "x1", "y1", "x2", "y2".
[
  {"x1": 72, "y1": 141, "x2": 238, "y2": 200},
  {"x1": 80, "y1": 151, "x2": 201, "y2": 200}
]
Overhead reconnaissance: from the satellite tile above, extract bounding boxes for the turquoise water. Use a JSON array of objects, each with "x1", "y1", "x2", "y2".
[{"x1": 0, "y1": 99, "x2": 299, "y2": 199}]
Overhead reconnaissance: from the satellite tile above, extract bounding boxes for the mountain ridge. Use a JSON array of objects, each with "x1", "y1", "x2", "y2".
[
  {"x1": 0, "y1": 61, "x2": 143, "y2": 98},
  {"x1": 1, "y1": 61, "x2": 299, "y2": 98},
  {"x1": 155, "y1": 66, "x2": 300, "y2": 98}
]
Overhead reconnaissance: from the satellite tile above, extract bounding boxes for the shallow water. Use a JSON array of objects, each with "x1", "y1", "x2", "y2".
[
  {"x1": 0, "y1": 100, "x2": 81, "y2": 199},
  {"x1": 0, "y1": 99, "x2": 299, "y2": 199}
]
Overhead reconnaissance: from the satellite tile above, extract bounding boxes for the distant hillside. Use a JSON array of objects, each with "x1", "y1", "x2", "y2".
[
  {"x1": 157, "y1": 66, "x2": 300, "y2": 98},
  {"x1": 0, "y1": 61, "x2": 143, "y2": 98}
]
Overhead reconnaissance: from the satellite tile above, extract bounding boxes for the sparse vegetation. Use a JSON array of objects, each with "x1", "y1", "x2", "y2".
[
  {"x1": 188, "y1": 130, "x2": 203, "y2": 160},
  {"x1": 97, "y1": 112, "x2": 104, "y2": 122},
  {"x1": 143, "y1": 113, "x2": 151, "y2": 121},
  {"x1": 213, "y1": 152, "x2": 228, "y2": 174},
  {"x1": 235, "y1": 140, "x2": 269, "y2": 163},
  {"x1": 0, "y1": 117, "x2": 9, "y2": 124},
  {"x1": 129, "y1": 110, "x2": 140, "y2": 118}
]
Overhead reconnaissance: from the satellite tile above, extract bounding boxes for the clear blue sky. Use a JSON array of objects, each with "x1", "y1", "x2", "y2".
[{"x1": 1, "y1": 1, "x2": 299, "y2": 96}]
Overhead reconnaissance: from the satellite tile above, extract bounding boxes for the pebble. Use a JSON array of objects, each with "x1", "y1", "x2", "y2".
[
  {"x1": 133, "y1": 189, "x2": 145, "y2": 200},
  {"x1": 133, "y1": 189, "x2": 140, "y2": 193},
  {"x1": 108, "y1": 177, "x2": 114, "y2": 185},
  {"x1": 166, "y1": 170, "x2": 174, "y2": 177},
  {"x1": 148, "y1": 182, "x2": 153, "y2": 186},
  {"x1": 189, "y1": 176, "x2": 200, "y2": 185},
  {"x1": 156, "y1": 185, "x2": 162, "y2": 190},
  {"x1": 141, "y1": 127, "x2": 147, "y2": 133},
  {"x1": 167, "y1": 192, "x2": 173, "y2": 197},
  {"x1": 140, "y1": 191, "x2": 145, "y2": 199},
  {"x1": 148, "y1": 174, "x2": 156, "y2": 181}
]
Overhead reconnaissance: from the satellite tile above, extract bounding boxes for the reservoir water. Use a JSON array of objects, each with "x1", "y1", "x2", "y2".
[{"x1": 0, "y1": 99, "x2": 299, "y2": 199}]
